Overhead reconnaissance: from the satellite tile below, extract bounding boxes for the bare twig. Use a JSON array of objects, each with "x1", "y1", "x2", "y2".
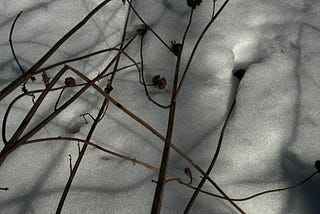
[
  {"x1": 24, "y1": 137, "x2": 174, "y2": 179},
  {"x1": 180, "y1": 171, "x2": 319, "y2": 202},
  {"x1": 56, "y1": 98, "x2": 109, "y2": 214},
  {"x1": 24, "y1": 138, "x2": 320, "y2": 202},
  {"x1": 0, "y1": 37, "x2": 135, "y2": 167},
  {"x1": 0, "y1": 0, "x2": 112, "y2": 101},
  {"x1": 184, "y1": 70, "x2": 246, "y2": 212},
  {"x1": 68, "y1": 65, "x2": 244, "y2": 213},
  {"x1": 56, "y1": 3, "x2": 133, "y2": 212},
  {"x1": 54, "y1": 87, "x2": 66, "y2": 111},
  {"x1": 184, "y1": 99, "x2": 236, "y2": 213},
  {"x1": 151, "y1": 9, "x2": 193, "y2": 214},
  {"x1": 126, "y1": 0, "x2": 173, "y2": 53},
  {"x1": 139, "y1": 34, "x2": 170, "y2": 108},
  {"x1": 56, "y1": 2, "x2": 134, "y2": 211},
  {"x1": 8, "y1": 66, "x2": 68, "y2": 145},
  {"x1": 175, "y1": 0, "x2": 231, "y2": 100},
  {"x1": 35, "y1": 36, "x2": 136, "y2": 75},
  {"x1": 9, "y1": 11, "x2": 25, "y2": 74}
]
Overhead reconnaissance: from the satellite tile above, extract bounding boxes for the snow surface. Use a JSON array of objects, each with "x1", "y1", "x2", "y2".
[{"x1": 1, "y1": 0, "x2": 320, "y2": 213}]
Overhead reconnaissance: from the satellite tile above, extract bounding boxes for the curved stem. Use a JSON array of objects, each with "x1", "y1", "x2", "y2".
[
  {"x1": 56, "y1": 98, "x2": 108, "y2": 214},
  {"x1": 184, "y1": 98, "x2": 236, "y2": 213},
  {"x1": 0, "y1": 0, "x2": 112, "y2": 101},
  {"x1": 35, "y1": 35, "x2": 136, "y2": 75},
  {"x1": 56, "y1": 3, "x2": 133, "y2": 212},
  {"x1": 139, "y1": 35, "x2": 170, "y2": 108},
  {"x1": 175, "y1": 0, "x2": 231, "y2": 100},
  {"x1": 9, "y1": 11, "x2": 25, "y2": 74},
  {"x1": 126, "y1": 0, "x2": 173, "y2": 53},
  {"x1": 69, "y1": 64, "x2": 244, "y2": 213},
  {"x1": 180, "y1": 171, "x2": 318, "y2": 202}
]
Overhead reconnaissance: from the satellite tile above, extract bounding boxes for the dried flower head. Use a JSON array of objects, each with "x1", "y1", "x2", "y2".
[
  {"x1": 187, "y1": 0, "x2": 202, "y2": 9},
  {"x1": 152, "y1": 75, "x2": 166, "y2": 90},
  {"x1": 184, "y1": 167, "x2": 192, "y2": 178},
  {"x1": 105, "y1": 85, "x2": 113, "y2": 93},
  {"x1": 171, "y1": 41, "x2": 182, "y2": 56},
  {"x1": 152, "y1": 75, "x2": 161, "y2": 86},
  {"x1": 158, "y1": 77, "x2": 167, "y2": 89},
  {"x1": 137, "y1": 24, "x2": 149, "y2": 36},
  {"x1": 64, "y1": 77, "x2": 76, "y2": 87},
  {"x1": 184, "y1": 167, "x2": 193, "y2": 184}
]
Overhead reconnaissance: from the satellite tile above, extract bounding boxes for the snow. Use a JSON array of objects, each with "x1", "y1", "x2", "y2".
[{"x1": 0, "y1": 0, "x2": 320, "y2": 213}]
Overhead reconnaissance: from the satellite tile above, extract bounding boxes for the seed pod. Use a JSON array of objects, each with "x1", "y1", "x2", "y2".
[
  {"x1": 152, "y1": 75, "x2": 166, "y2": 90},
  {"x1": 137, "y1": 24, "x2": 149, "y2": 36},
  {"x1": 184, "y1": 167, "x2": 192, "y2": 178},
  {"x1": 105, "y1": 84, "x2": 113, "y2": 93},
  {"x1": 184, "y1": 167, "x2": 193, "y2": 184},
  {"x1": 171, "y1": 41, "x2": 182, "y2": 56},
  {"x1": 64, "y1": 77, "x2": 76, "y2": 87},
  {"x1": 158, "y1": 77, "x2": 167, "y2": 89},
  {"x1": 187, "y1": 0, "x2": 202, "y2": 9},
  {"x1": 152, "y1": 75, "x2": 161, "y2": 86}
]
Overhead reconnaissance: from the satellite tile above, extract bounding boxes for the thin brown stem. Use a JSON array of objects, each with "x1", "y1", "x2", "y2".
[
  {"x1": 15, "y1": 137, "x2": 320, "y2": 203},
  {"x1": 0, "y1": 35, "x2": 135, "y2": 163},
  {"x1": 9, "y1": 11, "x2": 25, "y2": 74},
  {"x1": 24, "y1": 137, "x2": 168, "y2": 178},
  {"x1": 175, "y1": 0, "x2": 231, "y2": 100},
  {"x1": 35, "y1": 35, "x2": 136, "y2": 75},
  {"x1": 180, "y1": 171, "x2": 318, "y2": 202},
  {"x1": 139, "y1": 34, "x2": 170, "y2": 108},
  {"x1": 56, "y1": 98, "x2": 109, "y2": 214},
  {"x1": 108, "y1": 0, "x2": 132, "y2": 85},
  {"x1": 0, "y1": 0, "x2": 112, "y2": 101},
  {"x1": 68, "y1": 65, "x2": 243, "y2": 213},
  {"x1": 8, "y1": 66, "x2": 68, "y2": 145},
  {"x1": 151, "y1": 9, "x2": 193, "y2": 214},
  {"x1": 126, "y1": 0, "x2": 173, "y2": 53},
  {"x1": 56, "y1": 3, "x2": 132, "y2": 212},
  {"x1": 54, "y1": 87, "x2": 66, "y2": 111},
  {"x1": 184, "y1": 99, "x2": 236, "y2": 213}
]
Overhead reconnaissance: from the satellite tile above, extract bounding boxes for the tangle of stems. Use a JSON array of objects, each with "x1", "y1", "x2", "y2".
[{"x1": 1, "y1": 1, "x2": 318, "y2": 214}]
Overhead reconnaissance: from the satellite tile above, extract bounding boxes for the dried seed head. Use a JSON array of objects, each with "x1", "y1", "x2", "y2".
[
  {"x1": 158, "y1": 77, "x2": 167, "y2": 89},
  {"x1": 184, "y1": 167, "x2": 192, "y2": 178},
  {"x1": 187, "y1": 0, "x2": 202, "y2": 9},
  {"x1": 137, "y1": 24, "x2": 149, "y2": 36},
  {"x1": 64, "y1": 77, "x2": 76, "y2": 87},
  {"x1": 184, "y1": 167, "x2": 193, "y2": 184},
  {"x1": 171, "y1": 41, "x2": 182, "y2": 56},
  {"x1": 152, "y1": 75, "x2": 166, "y2": 90},
  {"x1": 152, "y1": 75, "x2": 161, "y2": 86},
  {"x1": 105, "y1": 85, "x2": 113, "y2": 93}
]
